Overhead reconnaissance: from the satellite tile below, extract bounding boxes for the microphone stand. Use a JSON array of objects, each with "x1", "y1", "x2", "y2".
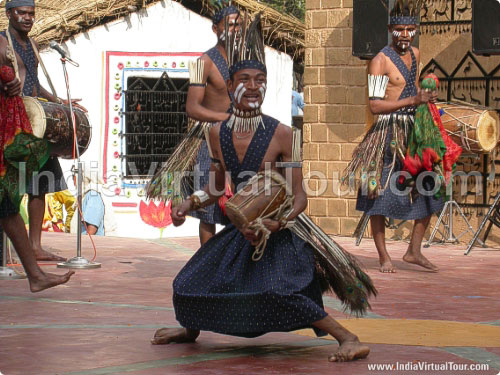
[
  {"x1": 0, "y1": 228, "x2": 26, "y2": 279},
  {"x1": 56, "y1": 56, "x2": 100, "y2": 270}
]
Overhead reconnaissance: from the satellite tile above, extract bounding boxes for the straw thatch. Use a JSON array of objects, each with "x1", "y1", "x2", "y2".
[{"x1": 0, "y1": 0, "x2": 305, "y2": 61}]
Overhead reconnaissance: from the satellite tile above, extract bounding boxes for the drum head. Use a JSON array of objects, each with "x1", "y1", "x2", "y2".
[
  {"x1": 478, "y1": 111, "x2": 500, "y2": 152},
  {"x1": 22, "y1": 97, "x2": 46, "y2": 139}
]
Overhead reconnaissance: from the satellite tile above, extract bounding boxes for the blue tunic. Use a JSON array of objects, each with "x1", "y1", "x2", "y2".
[
  {"x1": 356, "y1": 46, "x2": 444, "y2": 220},
  {"x1": 173, "y1": 115, "x2": 328, "y2": 337},
  {"x1": 189, "y1": 47, "x2": 231, "y2": 225}
]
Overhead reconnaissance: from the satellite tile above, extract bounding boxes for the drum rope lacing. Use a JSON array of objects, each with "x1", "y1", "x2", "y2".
[
  {"x1": 441, "y1": 107, "x2": 481, "y2": 152},
  {"x1": 248, "y1": 193, "x2": 294, "y2": 262}
]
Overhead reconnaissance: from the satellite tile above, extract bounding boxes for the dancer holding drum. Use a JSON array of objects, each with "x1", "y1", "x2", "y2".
[
  {"x1": 151, "y1": 13, "x2": 376, "y2": 363},
  {"x1": 0, "y1": 0, "x2": 84, "y2": 261},
  {"x1": 344, "y1": 0, "x2": 443, "y2": 273}
]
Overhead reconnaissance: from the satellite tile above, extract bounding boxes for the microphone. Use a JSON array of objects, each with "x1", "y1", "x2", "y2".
[{"x1": 49, "y1": 41, "x2": 79, "y2": 67}]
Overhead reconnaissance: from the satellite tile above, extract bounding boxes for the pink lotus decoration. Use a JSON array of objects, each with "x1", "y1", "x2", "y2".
[{"x1": 139, "y1": 200, "x2": 173, "y2": 238}]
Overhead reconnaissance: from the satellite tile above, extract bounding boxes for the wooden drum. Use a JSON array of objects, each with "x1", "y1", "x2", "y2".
[
  {"x1": 225, "y1": 170, "x2": 293, "y2": 230},
  {"x1": 23, "y1": 97, "x2": 91, "y2": 159},
  {"x1": 438, "y1": 102, "x2": 499, "y2": 154}
]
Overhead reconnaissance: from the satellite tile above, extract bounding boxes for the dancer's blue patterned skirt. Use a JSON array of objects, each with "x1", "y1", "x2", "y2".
[
  {"x1": 356, "y1": 120, "x2": 444, "y2": 220},
  {"x1": 173, "y1": 224, "x2": 328, "y2": 337}
]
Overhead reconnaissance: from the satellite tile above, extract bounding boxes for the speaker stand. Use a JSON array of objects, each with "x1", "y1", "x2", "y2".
[
  {"x1": 425, "y1": 200, "x2": 481, "y2": 247},
  {"x1": 464, "y1": 192, "x2": 500, "y2": 255}
]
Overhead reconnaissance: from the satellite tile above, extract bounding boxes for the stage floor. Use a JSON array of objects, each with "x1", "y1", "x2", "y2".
[{"x1": 1, "y1": 232, "x2": 499, "y2": 375}]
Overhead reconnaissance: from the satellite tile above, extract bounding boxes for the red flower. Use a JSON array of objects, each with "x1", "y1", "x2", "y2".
[
  {"x1": 425, "y1": 73, "x2": 439, "y2": 87},
  {"x1": 0, "y1": 66, "x2": 15, "y2": 83},
  {"x1": 403, "y1": 154, "x2": 422, "y2": 176},
  {"x1": 139, "y1": 200, "x2": 173, "y2": 228},
  {"x1": 422, "y1": 148, "x2": 439, "y2": 171}
]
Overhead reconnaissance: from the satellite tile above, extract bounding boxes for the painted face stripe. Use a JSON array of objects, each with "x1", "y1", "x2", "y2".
[
  {"x1": 259, "y1": 87, "x2": 266, "y2": 103},
  {"x1": 235, "y1": 83, "x2": 246, "y2": 104}
]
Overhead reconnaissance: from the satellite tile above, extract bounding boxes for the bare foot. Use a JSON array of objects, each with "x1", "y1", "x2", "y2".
[
  {"x1": 33, "y1": 248, "x2": 67, "y2": 262},
  {"x1": 151, "y1": 328, "x2": 200, "y2": 345},
  {"x1": 379, "y1": 260, "x2": 396, "y2": 273},
  {"x1": 29, "y1": 271, "x2": 75, "y2": 292},
  {"x1": 328, "y1": 339, "x2": 370, "y2": 362},
  {"x1": 403, "y1": 252, "x2": 439, "y2": 272}
]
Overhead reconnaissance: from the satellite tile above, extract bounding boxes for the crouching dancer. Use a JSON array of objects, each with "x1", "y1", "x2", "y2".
[{"x1": 151, "y1": 14, "x2": 373, "y2": 363}]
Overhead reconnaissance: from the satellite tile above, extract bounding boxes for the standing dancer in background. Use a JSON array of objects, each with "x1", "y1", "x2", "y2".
[
  {"x1": 148, "y1": 2, "x2": 241, "y2": 245},
  {"x1": 344, "y1": 0, "x2": 442, "y2": 273}
]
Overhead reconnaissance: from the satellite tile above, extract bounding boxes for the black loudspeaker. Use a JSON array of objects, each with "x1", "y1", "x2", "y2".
[
  {"x1": 352, "y1": 0, "x2": 389, "y2": 58},
  {"x1": 472, "y1": 0, "x2": 500, "y2": 56},
  {"x1": 352, "y1": 0, "x2": 419, "y2": 59}
]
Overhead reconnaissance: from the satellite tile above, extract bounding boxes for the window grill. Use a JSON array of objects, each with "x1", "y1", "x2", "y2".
[{"x1": 123, "y1": 72, "x2": 189, "y2": 177}]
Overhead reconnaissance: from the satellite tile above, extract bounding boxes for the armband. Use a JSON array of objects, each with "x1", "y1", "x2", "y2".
[
  {"x1": 189, "y1": 60, "x2": 205, "y2": 85},
  {"x1": 368, "y1": 74, "x2": 389, "y2": 100},
  {"x1": 189, "y1": 190, "x2": 210, "y2": 210}
]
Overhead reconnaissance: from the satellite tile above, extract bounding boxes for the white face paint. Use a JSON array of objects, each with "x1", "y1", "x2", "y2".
[
  {"x1": 13, "y1": 9, "x2": 30, "y2": 23},
  {"x1": 392, "y1": 30, "x2": 402, "y2": 38},
  {"x1": 408, "y1": 30, "x2": 417, "y2": 38},
  {"x1": 258, "y1": 86, "x2": 266, "y2": 103},
  {"x1": 398, "y1": 42, "x2": 409, "y2": 50},
  {"x1": 234, "y1": 82, "x2": 246, "y2": 104},
  {"x1": 219, "y1": 31, "x2": 233, "y2": 42}
]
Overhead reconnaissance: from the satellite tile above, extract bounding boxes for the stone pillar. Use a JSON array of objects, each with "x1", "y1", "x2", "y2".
[{"x1": 304, "y1": 0, "x2": 367, "y2": 235}]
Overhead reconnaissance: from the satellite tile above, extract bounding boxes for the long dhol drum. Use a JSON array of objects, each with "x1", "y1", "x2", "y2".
[
  {"x1": 22, "y1": 97, "x2": 91, "y2": 159},
  {"x1": 225, "y1": 170, "x2": 293, "y2": 231},
  {"x1": 438, "y1": 102, "x2": 499, "y2": 154}
]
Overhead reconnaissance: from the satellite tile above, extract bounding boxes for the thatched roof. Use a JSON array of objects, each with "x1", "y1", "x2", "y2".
[{"x1": 0, "y1": 0, "x2": 305, "y2": 62}]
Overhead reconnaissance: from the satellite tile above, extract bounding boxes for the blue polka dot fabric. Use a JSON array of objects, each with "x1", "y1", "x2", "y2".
[
  {"x1": 206, "y1": 47, "x2": 230, "y2": 83},
  {"x1": 382, "y1": 45, "x2": 417, "y2": 106},
  {"x1": 189, "y1": 141, "x2": 228, "y2": 225},
  {"x1": 212, "y1": 6, "x2": 239, "y2": 26},
  {"x1": 173, "y1": 115, "x2": 328, "y2": 338},
  {"x1": 1, "y1": 31, "x2": 40, "y2": 97},
  {"x1": 229, "y1": 60, "x2": 267, "y2": 79},
  {"x1": 390, "y1": 16, "x2": 418, "y2": 25}
]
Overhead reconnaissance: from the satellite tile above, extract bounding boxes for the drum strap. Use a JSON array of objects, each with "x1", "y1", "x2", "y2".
[
  {"x1": 5, "y1": 29, "x2": 21, "y2": 82},
  {"x1": 29, "y1": 38, "x2": 58, "y2": 99}
]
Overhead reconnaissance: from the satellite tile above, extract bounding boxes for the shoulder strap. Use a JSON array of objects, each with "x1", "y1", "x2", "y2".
[
  {"x1": 205, "y1": 47, "x2": 229, "y2": 82},
  {"x1": 29, "y1": 38, "x2": 58, "y2": 98},
  {"x1": 382, "y1": 46, "x2": 410, "y2": 83},
  {"x1": 5, "y1": 29, "x2": 21, "y2": 83}
]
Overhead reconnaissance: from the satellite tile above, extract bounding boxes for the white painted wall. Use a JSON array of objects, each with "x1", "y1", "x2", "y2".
[{"x1": 35, "y1": 0, "x2": 293, "y2": 239}]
